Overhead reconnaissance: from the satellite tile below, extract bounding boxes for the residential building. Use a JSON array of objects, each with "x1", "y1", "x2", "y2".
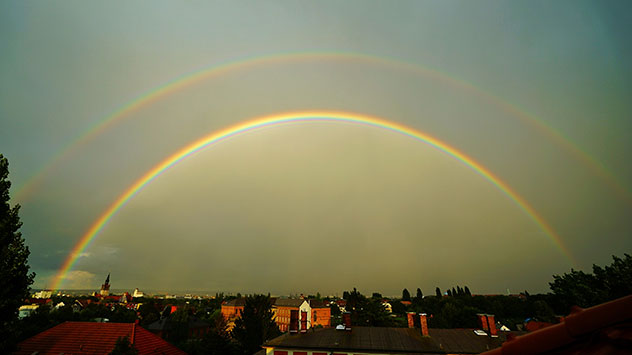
[
  {"x1": 262, "y1": 312, "x2": 514, "y2": 355},
  {"x1": 221, "y1": 297, "x2": 332, "y2": 332},
  {"x1": 34, "y1": 290, "x2": 53, "y2": 299},
  {"x1": 273, "y1": 298, "x2": 311, "y2": 333},
  {"x1": 18, "y1": 304, "x2": 39, "y2": 319},
  {"x1": 307, "y1": 299, "x2": 331, "y2": 328}
]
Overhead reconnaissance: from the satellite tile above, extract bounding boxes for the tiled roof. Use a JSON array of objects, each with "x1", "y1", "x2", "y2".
[
  {"x1": 223, "y1": 298, "x2": 246, "y2": 307},
  {"x1": 307, "y1": 299, "x2": 328, "y2": 308},
  {"x1": 273, "y1": 298, "x2": 306, "y2": 308},
  {"x1": 15, "y1": 321, "x2": 186, "y2": 355},
  {"x1": 481, "y1": 294, "x2": 632, "y2": 355},
  {"x1": 264, "y1": 326, "x2": 511, "y2": 354}
]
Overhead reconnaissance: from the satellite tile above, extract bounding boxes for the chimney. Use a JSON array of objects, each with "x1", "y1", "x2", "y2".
[
  {"x1": 487, "y1": 314, "x2": 497, "y2": 336},
  {"x1": 477, "y1": 314, "x2": 488, "y2": 331},
  {"x1": 407, "y1": 312, "x2": 415, "y2": 328},
  {"x1": 419, "y1": 313, "x2": 429, "y2": 336},
  {"x1": 300, "y1": 311, "x2": 308, "y2": 333},
  {"x1": 289, "y1": 309, "x2": 299, "y2": 334},
  {"x1": 343, "y1": 312, "x2": 351, "y2": 331}
]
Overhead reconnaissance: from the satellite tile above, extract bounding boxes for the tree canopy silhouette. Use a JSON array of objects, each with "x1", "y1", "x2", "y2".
[{"x1": 0, "y1": 154, "x2": 35, "y2": 351}]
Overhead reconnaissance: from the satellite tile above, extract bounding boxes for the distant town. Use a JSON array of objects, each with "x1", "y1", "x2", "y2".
[{"x1": 11, "y1": 254, "x2": 632, "y2": 354}]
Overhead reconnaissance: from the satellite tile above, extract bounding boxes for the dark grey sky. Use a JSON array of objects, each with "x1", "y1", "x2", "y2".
[{"x1": 1, "y1": 1, "x2": 630, "y2": 296}]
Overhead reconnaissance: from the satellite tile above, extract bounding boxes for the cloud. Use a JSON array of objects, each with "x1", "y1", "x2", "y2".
[{"x1": 61, "y1": 270, "x2": 97, "y2": 289}]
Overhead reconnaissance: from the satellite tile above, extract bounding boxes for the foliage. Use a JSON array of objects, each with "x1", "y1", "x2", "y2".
[
  {"x1": 416, "y1": 288, "x2": 423, "y2": 299},
  {"x1": 195, "y1": 313, "x2": 235, "y2": 355},
  {"x1": 0, "y1": 154, "x2": 35, "y2": 352},
  {"x1": 231, "y1": 294, "x2": 280, "y2": 355},
  {"x1": 549, "y1": 254, "x2": 632, "y2": 311},
  {"x1": 435, "y1": 287, "x2": 442, "y2": 298},
  {"x1": 402, "y1": 288, "x2": 411, "y2": 301},
  {"x1": 343, "y1": 288, "x2": 396, "y2": 327},
  {"x1": 137, "y1": 303, "x2": 161, "y2": 327},
  {"x1": 166, "y1": 305, "x2": 192, "y2": 344},
  {"x1": 109, "y1": 336, "x2": 138, "y2": 355}
]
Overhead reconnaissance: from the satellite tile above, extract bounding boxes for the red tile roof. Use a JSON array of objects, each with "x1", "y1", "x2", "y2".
[
  {"x1": 15, "y1": 321, "x2": 186, "y2": 355},
  {"x1": 482, "y1": 294, "x2": 632, "y2": 355}
]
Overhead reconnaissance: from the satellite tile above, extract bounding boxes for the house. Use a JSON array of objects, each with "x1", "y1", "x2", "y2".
[
  {"x1": 14, "y1": 321, "x2": 186, "y2": 355},
  {"x1": 18, "y1": 304, "x2": 39, "y2": 319},
  {"x1": 221, "y1": 297, "x2": 332, "y2": 332},
  {"x1": 221, "y1": 297, "x2": 246, "y2": 321},
  {"x1": 262, "y1": 312, "x2": 515, "y2": 355},
  {"x1": 133, "y1": 288, "x2": 145, "y2": 298},
  {"x1": 273, "y1": 298, "x2": 311, "y2": 333},
  {"x1": 307, "y1": 299, "x2": 331, "y2": 328},
  {"x1": 481, "y1": 294, "x2": 632, "y2": 354}
]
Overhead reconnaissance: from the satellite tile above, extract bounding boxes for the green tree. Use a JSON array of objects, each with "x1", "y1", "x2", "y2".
[
  {"x1": 137, "y1": 303, "x2": 160, "y2": 327},
  {"x1": 0, "y1": 154, "x2": 35, "y2": 351},
  {"x1": 435, "y1": 287, "x2": 442, "y2": 298},
  {"x1": 402, "y1": 288, "x2": 411, "y2": 301},
  {"x1": 231, "y1": 294, "x2": 280, "y2": 355},
  {"x1": 416, "y1": 288, "x2": 423, "y2": 299},
  {"x1": 109, "y1": 336, "x2": 138, "y2": 355},
  {"x1": 550, "y1": 254, "x2": 632, "y2": 311}
]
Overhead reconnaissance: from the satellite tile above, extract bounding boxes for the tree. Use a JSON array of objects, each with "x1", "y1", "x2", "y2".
[
  {"x1": 550, "y1": 254, "x2": 632, "y2": 311},
  {"x1": 464, "y1": 286, "x2": 472, "y2": 296},
  {"x1": 109, "y1": 336, "x2": 138, "y2": 355},
  {"x1": 416, "y1": 288, "x2": 423, "y2": 299},
  {"x1": 435, "y1": 287, "x2": 442, "y2": 298},
  {"x1": 231, "y1": 294, "x2": 280, "y2": 355},
  {"x1": 402, "y1": 288, "x2": 411, "y2": 301},
  {"x1": 0, "y1": 154, "x2": 35, "y2": 351}
]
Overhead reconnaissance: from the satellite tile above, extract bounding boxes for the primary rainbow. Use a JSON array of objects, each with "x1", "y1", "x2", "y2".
[
  {"x1": 50, "y1": 111, "x2": 577, "y2": 290},
  {"x1": 14, "y1": 51, "x2": 630, "y2": 204}
]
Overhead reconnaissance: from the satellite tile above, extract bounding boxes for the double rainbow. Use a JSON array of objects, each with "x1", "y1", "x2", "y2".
[
  {"x1": 50, "y1": 111, "x2": 576, "y2": 290},
  {"x1": 14, "y1": 52, "x2": 630, "y2": 204}
]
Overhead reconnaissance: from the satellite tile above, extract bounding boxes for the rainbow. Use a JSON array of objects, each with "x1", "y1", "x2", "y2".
[
  {"x1": 50, "y1": 111, "x2": 577, "y2": 290},
  {"x1": 13, "y1": 51, "x2": 630, "y2": 204}
]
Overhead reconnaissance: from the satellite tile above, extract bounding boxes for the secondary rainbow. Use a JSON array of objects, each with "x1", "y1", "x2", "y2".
[
  {"x1": 14, "y1": 51, "x2": 630, "y2": 204},
  {"x1": 50, "y1": 111, "x2": 577, "y2": 290}
]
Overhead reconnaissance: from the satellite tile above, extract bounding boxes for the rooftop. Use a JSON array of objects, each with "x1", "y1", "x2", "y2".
[
  {"x1": 264, "y1": 326, "x2": 511, "y2": 354},
  {"x1": 15, "y1": 321, "x2": 186, "y2": 355}
]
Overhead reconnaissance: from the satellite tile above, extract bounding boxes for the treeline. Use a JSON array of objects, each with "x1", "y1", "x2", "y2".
[{"x1": 343, "y1": 254, "x2": 632, "y2": 330}]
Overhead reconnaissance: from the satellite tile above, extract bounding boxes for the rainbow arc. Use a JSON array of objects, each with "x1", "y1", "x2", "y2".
[{"x1": 50, "y1": 111, "x2": 577, "y2": 290}]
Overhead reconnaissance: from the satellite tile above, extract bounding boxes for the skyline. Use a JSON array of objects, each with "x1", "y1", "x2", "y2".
[{"x1": 1, "y1": 1, "x2": 630, "y2": 295}]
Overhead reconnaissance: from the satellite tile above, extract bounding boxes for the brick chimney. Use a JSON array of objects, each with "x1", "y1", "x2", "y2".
[
  {"x1": 477, "y1": 313, "x2": 489, "y2": 331},
  {"x1": 407, "y1": 312, "x2": 416, "y2": 328},
  {"x1": 300, "y1": 311, "x2": 308, "y2": 333},
  {"x1": 419, "y1": 313, "x2": 429, "y2": 336},
  {"x1": 419, "y1": 313, "x2": 429, "y2": 337},
  {"x1": 343, "y1": 312, "x2": 351, "y2": 331},
  {"x1": 289, "y1": 309, "x2": 299, "y2": 334},
  {"x1": 487, "y1": 314, "x2": 497, "y2": 336},
  {"x1": 477, "y1": 313, "x2": 497, "y2": 336}
]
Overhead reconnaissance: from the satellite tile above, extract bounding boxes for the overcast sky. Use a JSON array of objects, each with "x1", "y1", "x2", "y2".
[{"x1": 1, "y1": 1, "x2": 630, "y2": 296}]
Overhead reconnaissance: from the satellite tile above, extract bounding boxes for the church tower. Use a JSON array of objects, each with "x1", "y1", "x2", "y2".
[{"x1": 100, "y1": 273, "x2": 111, "y2": 296}]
